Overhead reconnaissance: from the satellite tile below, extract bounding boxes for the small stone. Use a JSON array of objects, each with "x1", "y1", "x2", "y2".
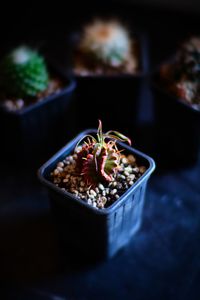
[
  {"x1": 127, "y1": 155, "x2": 136, "y2": 164},
  {"x1": 122, "y1": 157, "x2": 128, "y2": 164},
  {"x1": 98, "y1": 202, "x2": 104, "y2": 209},
  {"x1": 128, "y1": 174, "x2": 136, "y2": 181},
  {"x1": 90, "y1": 189, "x2": 97, "y2": 196},
  {"x1": 92, "y1": 202, "x2": 97, "y2": 208},
  {"x1": 54, "y1": 169, "x2": 59, "y2": 175},
  {"x1": 132, "y1": 167, "x2": 139, "y2": 173},
  {"x1": 129, "y1": 180, "x2": 134, "y2": 186},
  {"x1": 68, "y1": 156, "x2": 74, "y2": 163},
  {"x1": 120, "y1": 175, "x2": 126, "y2": 180},
  {"x1": 111, "y1": 189, "x2": 117, "y2": 195},
  {"x1": 112, "y1": 181, "x2": 117, "y2": 187},
  {"x1": 16, "y1": 99, "x2": 24, "y2": 109},
  {"x1": 80, "y1": 181, "x2": 85, "y2": 187},
  {"x1": 98, "y1": 183, "x2": 105, "y2": 191},
  {"x1": 75, "y1": 146, "x2": 82, "y2": 153},
  {"x1": 57, "y1": 166, "x2": 63, "y2": 172},
  {"x1": 101, "y1": 197, "x2": 107, "y2": 205},
  {"x1": 115, "y1": 194, "x2": 120, "y2": 199},
  {"x1": 117, "y1": 183, "x2": 123, "y2": 189},
  {"x1": 57, "y1": 162, "x2": 64, "y2": 168},
  {"x1": 124, "y1": 171, "x2": 130, "y2": 177},
  {"x1": 87, "y1": 199, "x2": 92, "y2": 205},
  {"x1": 124, "y1": 166, "x2": 132, "y2": 173},
  {"x1": 139, "y1": 166, "x2": 146, "y2": 174},
  {"x1": 63, "y1": 178, "x2": 69, "y2": 183},
  {"x1": 95, "y1": 187, "x2": 99, "y2": 193},
  {"x1": 102, "y1": 191, "x2": 106, "y2": 196},
  {"x1": 106, "y1": 188, "x2": 110, "y2": 195}
]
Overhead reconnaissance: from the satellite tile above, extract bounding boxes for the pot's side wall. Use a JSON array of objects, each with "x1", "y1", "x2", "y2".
[
  {"x1": 0, "y1": 86, "x2": 75, "y2": 164},
  {"x1": 48, "y1": 191, "x2": 108, "y2": 260},
  {"x1": 47, "y1": 177, "x2": 148, "y2": 260},
  {"x1": 107, "y1": 180, "x2": 147, "y2": 258}
]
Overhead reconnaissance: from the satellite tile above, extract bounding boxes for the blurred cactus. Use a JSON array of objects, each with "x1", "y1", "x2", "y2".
[
  {"x1": 0, "y1": 46, "x2": 49, "y2": 98},
  {"x1": 80, "y1": 20, "x2": 132, "y2": 67}
]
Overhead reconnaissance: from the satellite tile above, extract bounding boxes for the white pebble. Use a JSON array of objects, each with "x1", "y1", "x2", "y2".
[
  {"x1": 124, "y1": 171, "x2": 130, "y2": 177},
  {"x1": 98, "y1": 183, "x2": 105, "y2": 191},
  {"x1": 122, "y1": 157, "x2": 128, "y2": 164},
  {"x1": 90, "y1": 189, "x2": 97, "y2": 196},
  {"x1": 54, "y1": 169, "x2": 59, "y2": 175},
  {"x1": 128, "y1": 174, "x2": 135, "y2": 181},
  {"x1": 57, "y1": 167, "x2": 63, "y2": 172},
  {"x1": 111, "y1": 189, "x2": 117, "y2": 195},
  {"x1": 87, "y1": 199, "x2": 92, "y2": 205}
]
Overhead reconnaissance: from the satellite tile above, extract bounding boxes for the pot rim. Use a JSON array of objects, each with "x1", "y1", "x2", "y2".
[
  {"x1": 38, "y1": 129, "x2": 156, "y2": 215},
  {"x1": 0, "y1": 64, "x2": 76, "y2": 116}
]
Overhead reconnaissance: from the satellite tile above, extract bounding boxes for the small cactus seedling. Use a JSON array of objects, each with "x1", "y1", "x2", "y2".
[
  {"x1": 79, "y1": 20, "x2": 132, "y2": 67},
  {"x1": 0, "y1": 46, "x2": 49, "y2": 98},
  {"x1": 75, "y1": 120, "x2": 131, "y2": 186}
]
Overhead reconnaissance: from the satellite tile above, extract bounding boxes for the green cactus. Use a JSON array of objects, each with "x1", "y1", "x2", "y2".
[
  {"x1": 75, "y1": 120, "x2": 131, "y2": 186},
  {"x1": 0, "y1": 46, "x2": 49, "y2": 98}
]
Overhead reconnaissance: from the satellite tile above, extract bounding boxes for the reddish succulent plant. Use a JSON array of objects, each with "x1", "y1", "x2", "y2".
[{"x1": 75, "y1": 120, "x2": 131, "y2": 186}]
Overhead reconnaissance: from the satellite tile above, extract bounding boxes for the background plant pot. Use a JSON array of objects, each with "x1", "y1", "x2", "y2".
[
  {"x1": 152, "y1": 76, "x2": 200, "y2": 167},
  {"x1": 74, "y1": 33, "x2": 149, "y2": 138},
  {"x1": 0, "y1": 66, "x2": 76, "y2": 166},
  {"x1": 38, "y1": 130, "x2": 155, "y2": 261},
  {"x1": 47, "y1": 32, "x2": 149, "y2": 138}
]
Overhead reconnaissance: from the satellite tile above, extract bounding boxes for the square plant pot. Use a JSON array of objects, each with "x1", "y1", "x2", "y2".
[
  {"x1": 152, "y1": 73, "x2": 200, "y2": 167},
  {"x1": 0, "y1": 65, "x2": 76, "y2": 166},
  {"x1": 48, "y1": 32, "x2": 149, "y2": 137},
  {"x1": 38, "y1": 130, "x2": 155, "y2": 260},
  {"x1": 73, "y1": 33, "x2": 149, "y2": 136}
]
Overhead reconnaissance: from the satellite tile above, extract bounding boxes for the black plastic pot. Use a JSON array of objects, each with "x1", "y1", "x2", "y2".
[
  {"x1": 0, "y1": 66, "x2": 76, "y2": 166},
  {"x1": 48, "y1": 32, "x2": 149, "y2": 137},
  {"x1": 38, "y1": 130, "x2": 155, "y2": 260},
  {"x1": 152, "y1": 75, "x2": 200, "y2": 167},
  {"x1": 75, "y1": 34, "x2": 149, "y2": 136}
]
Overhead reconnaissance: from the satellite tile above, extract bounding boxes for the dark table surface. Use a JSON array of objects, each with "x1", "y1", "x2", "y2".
[{"x1": 0, "y1": 2, "x2": 200, "y2": 299}]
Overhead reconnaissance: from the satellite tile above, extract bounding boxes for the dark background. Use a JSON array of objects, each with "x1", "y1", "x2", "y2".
[{"x1": 0, "y1": 1, "x2": 200, "y2": 299}]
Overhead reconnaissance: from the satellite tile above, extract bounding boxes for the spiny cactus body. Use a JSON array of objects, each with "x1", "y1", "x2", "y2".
[
  {"x1": 177, "y1": 37, "x2": 200, "y2": 81},
  {"x1": 80, "y1": 20, "x2": 132, "y2": 67},
  {"x1": 0, "y1": 46, "x2": 49, "y2": 98},
  {"x1": 75, "y1": 120, "x2": 131, "y2": 186}
]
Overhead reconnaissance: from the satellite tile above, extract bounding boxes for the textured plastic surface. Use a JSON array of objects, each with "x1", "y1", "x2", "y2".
[
  {"x1": 38, "y1": 130, "x2": 155, "y2": 260},
  {"x1": 0, "y1": 66, "x2": 76, "y2": 165},
  {"x1": 152, "y1": 76, "x2": 200, "y2": 167},
  {"x1": 48, "y1": 33, "x2": 149, "y2": 136}
]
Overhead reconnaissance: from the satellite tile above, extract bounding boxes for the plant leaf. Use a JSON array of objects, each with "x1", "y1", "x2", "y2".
[{"x1": 105, "y1": 131, "x2": 131, "y2": 145}]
